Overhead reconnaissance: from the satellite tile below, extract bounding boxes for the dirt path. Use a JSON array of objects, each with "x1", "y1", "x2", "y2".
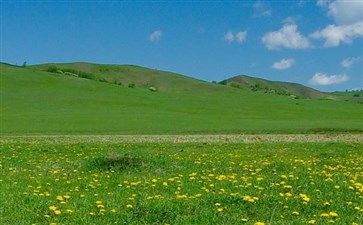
[{"x1": 1, "y1": 134, "x2": 362, "y2": 143}]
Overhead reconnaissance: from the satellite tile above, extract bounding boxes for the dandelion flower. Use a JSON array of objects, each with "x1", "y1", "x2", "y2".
[
  {"x1": 66, "y1": 209, "x2": 73, "y2": 214},
  {"x1": 308, "y1": 219, "x2": 316, "y2": 224},
  {"x1": 126, "y1": 204, "x2": 133, "y2": 209},
  {"x1": 255, "y1": 222, "x2": 265, "y2": 225},
  {"x1": 49, "y1": 206, "x2": 57, "y2": 211}
]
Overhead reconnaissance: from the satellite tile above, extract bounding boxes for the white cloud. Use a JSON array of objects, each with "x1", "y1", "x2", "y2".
[
  {"x1": 224, "y1": 31, "x2": 234, "y2": 43},
  {"x1": 236, "y1": 31, "x2": 247, "y2": 43},
  {"x1": 310, "y1": 21, "x2": 363, "y2": 47},
  {"x1": 317, "y1": 0, "x2": 331, "y2": 7},
  {"x1": 283, "y1": 17, "x2": 297, "y2": 25},
  {"x1": 309, "y1": 72, "x2": 349, "y2": 85},
  {"x1": 327, "y1": 0, "x2": 363, "y2": 25},
  {"x1": 262, "y1": 24, "x2": 311, "y2": 50},
  {"x1": 272, "y1": 58, "x2": 295, "y2": 70},
  {"x1": 149, "y1": 30, "x2": 162, "y2": 42},
  {"x1": 253, "y1": 2, "x2": 272, "y2": 17},
  {"x1": 223, "y1": 31, "x2": 247, "y2": 43},
  {"x1": 341, "y1": 57, "x2": 361, "y2": 68}
]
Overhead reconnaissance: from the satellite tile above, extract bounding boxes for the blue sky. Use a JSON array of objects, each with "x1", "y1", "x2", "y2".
[{"x1": 1, "y1": 1, "x2": 362, "y2": 92}]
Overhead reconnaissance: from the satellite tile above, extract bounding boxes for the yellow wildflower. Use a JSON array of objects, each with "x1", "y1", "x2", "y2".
[
  {"x1": 49, "y1": 206, "x2": 57, "y2": 211},
  {"x1": 255, "y1": 222, "x2": 265, "y2": 225}
]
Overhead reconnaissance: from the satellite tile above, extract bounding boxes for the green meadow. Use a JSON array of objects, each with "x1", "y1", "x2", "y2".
[
  {"x1": 1, "y1": 139, "x2": 362, "y2": 225},
  {"x1": 1, "y1": 62, "x2": 363, "y2": 225},
  {"x1": 1, "y1": 63, "x2": 363, "y2": 134}
]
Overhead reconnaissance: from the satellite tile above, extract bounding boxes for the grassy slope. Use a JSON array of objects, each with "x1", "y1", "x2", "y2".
[
  {"x1": 31, "y1": 62, "x2": 219, "y2": 93},
  {"x1": 1, "y1": 63, "x2": 363, "y2": 134},
  {"x1": 223, "y1": 75, "x2": 332, "y2": 99}
]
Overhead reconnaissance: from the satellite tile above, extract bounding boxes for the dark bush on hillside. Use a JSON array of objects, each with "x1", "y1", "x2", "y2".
[
  {"x1": 61, "y1": 68, "x2": 95, "y2": 80},
  {"x1": 219, "y1": 80, "x2": 228, "y2": 85},
  {"x1": 98, "y1": 78, "x2": 108, "y2": 83},
  {"x1": 113, "y1": 80, "x2": 123, "y2": 86},
  {"x1": 230, "y1": 82, "x2": 240, "y2": 88},
  {"x1": 128, "y1": 83, "x2": 136, "y2": 88},
  {"x1": 46, "y1": 66, "x2": 58, "y2": 73}
]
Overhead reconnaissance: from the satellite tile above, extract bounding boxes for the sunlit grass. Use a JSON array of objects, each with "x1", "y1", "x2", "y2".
[{"x1": 1, "y1": 141, "x2": 362, "y2": 224}]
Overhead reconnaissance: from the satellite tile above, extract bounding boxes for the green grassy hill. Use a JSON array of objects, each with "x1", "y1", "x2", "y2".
[
  {"x1": 1, "y1": 62, "x2": 362, "y2": 134},
  {"x1": 221, "y1": 75, "x2": 332, "y2": 99},
  {"x1": 31, "y1": 62, "x2": 222, "y2": 93}
]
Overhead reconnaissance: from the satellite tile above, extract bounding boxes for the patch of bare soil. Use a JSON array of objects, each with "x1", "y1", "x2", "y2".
[{"x1": 1, "y1": 134, "x2": 362, "y2": 144}]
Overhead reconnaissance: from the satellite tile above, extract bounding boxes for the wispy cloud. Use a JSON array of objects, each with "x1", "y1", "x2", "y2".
[
  {"x1": 272, "y1": 58, "x2": 295, "y2": 70},
  {"x1": 149, "y1": 30, "x2": 162, "y2": 42},
  {"x1": 223, "y1": 31, "x2": 247, "y2": 43},
  {"x1": 253, "y1": 1, "x2": 272, "y2": 17},
  {"x1": 262, "y1": 24, "x2": 311, "y2": 50},
  {"x1": 309, "y1": 72, "x2": 349, "y2": 85},
  {"x1": 236, "y1": 31, "x2": 247, "y2": 43},
  {"x1": 310, "y1": 21, "x2": 363, "y2": 47},
  {"x1": 223, "y1": 31, "x2": 234, "y2": 43},
  {"x1": 341, "y1": 57, "x2": 361, "y2": 68},
  {"x1": 312, "y1": 1, "x2": 363, "y2": 48},
  {"x1": 317, "y1": 0, "x2": 363, "y2": 25},
  {"x1": 316, "y1": 0, "x2": 331, "y2": 7}
]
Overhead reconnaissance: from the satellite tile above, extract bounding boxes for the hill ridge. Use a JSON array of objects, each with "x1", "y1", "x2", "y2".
[{"x1": 221, "y1": 74, "x2": 331, "y2": 99}]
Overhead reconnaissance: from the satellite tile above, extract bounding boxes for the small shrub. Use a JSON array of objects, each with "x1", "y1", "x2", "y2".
[
  {"x1": 113, "y1": 80, "x2": 123, "y2": 86},
  {"x1": 91, "y1": 152, "x2": 141, "y2": 172},
  {"x1": 230, "y1": 82, "x2": 240, "y2": 88},
  {"x1": 219, "y1": 80, "x2": 228, "y2": 85},
  {"x1": 128, "y1": 83, "x2": 136, "y2": 88},
  {"x1": 98, "y1": 78, "x2": 108, "y2": 83},
  {"x1": 46, "y1": 66, "x2": 58, "y2": 73}
]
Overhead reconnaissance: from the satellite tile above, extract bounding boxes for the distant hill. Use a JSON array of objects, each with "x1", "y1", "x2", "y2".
[
  {"x1": 1, "y1": 62, "x2": 362, "y2": 134},
  {"x1": 331, "y1": 90, "x2": 363, "y2": 102},
  {"x1": 31, "y1": 62, "x2": 224, "y2": 93},
  {"x1": 220, "y1": 75, "x2": 332, "y2": 99}
]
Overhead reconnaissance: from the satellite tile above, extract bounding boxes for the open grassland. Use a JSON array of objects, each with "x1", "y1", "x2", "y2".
[
  {"x1": 1, "y1": 137, "x2": 362, "y2": 224},
  {"x1": 2, "y1": 63, "x2": 363, "y2": 134}
]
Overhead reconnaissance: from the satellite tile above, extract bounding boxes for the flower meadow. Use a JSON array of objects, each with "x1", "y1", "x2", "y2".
[{"x1": 1, "y1": 140, "x2": 362, "y2": 225}]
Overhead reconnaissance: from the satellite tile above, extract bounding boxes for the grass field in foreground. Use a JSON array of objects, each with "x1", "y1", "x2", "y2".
[{"x1": 1, "y1": 140, "x2": 362, "y2": 224}]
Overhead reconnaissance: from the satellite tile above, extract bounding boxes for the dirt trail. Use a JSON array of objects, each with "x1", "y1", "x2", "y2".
[{"x1": 1, "y1": 134, "x2": 362, "y2": 143}]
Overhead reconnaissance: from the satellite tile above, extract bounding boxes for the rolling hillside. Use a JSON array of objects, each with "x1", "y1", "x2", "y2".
[
  {"x1": 220, "y1": 75, "x2": 332, "y2": 99},
  {"x1": 1, "y1": 62, "x2": 362, "y2": 134},
  {"x1": 31, "y1": 62, "x2": 223, "y2": 93}
]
